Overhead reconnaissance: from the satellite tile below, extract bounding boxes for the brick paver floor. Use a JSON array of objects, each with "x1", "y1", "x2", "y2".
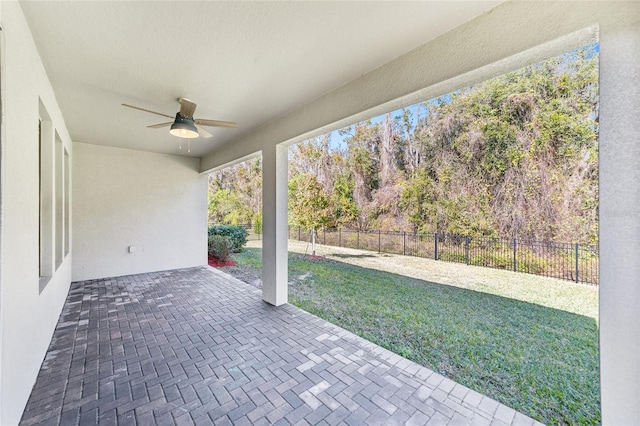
[{"x1": 20, "y1": 266, "x2": 542, "y2": 426}]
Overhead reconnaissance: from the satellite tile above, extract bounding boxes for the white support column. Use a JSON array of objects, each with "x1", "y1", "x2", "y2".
[
  {"x1": 599, "y1": 18, "x2": 640, "y2": 425},
  {"x1": 261, "y1": 144, "x2": 288, "y2": 306}
]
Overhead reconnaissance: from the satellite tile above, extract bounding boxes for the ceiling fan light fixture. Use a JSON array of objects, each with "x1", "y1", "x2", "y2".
[{"x1": 169, "y1": 113, "x2": 199, "y2": 139}]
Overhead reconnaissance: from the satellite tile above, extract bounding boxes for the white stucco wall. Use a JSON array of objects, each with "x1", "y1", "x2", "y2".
[
  {"x1": 0, "y1": 3, "x2": 74, "y2": 424},
  {"x1": 72, "y1": 142, "x2": 207, "y2": 282}
]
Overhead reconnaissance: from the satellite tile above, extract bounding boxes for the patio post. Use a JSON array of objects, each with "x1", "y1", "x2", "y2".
[
  {"x1": 261, "y1": 144, "x2": 288, "y2": 306},
  {"x1": 599, "y1": 13, "x2": 640, "y2": 423}
]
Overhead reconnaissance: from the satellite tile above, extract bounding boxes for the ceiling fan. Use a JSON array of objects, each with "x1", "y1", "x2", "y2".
[{"x1": 122, "y1": 98, "x2": 237, "y2": 139}]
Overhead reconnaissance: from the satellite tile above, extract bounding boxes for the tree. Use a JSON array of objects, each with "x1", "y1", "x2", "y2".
[
  {"x1": 288, "y1": 174, "x2": 331, "y2": 255},
  {"x1": 209, "y1": 44, "x2": 599, "y2": 244},
  {"x1": 342, "y1": 121, "x2": 380, "y2": 229},
  {"x1": 330, "y1": 174, "x2": 359, "y2": 227},
  {"x1": 208, "y1": 189, "x2": 253, "y2": 225},
  {"x1": 208, "y1": 157, "x2": 262, "y2": 226}
]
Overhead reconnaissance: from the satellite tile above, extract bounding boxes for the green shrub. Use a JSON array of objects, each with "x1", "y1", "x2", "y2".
[
  {"x1": 208, "y1": 225, "x2": 248, "y2": 252},
  {"x1": 208, "y1": 234, "x2": 230, "y2": 260}
]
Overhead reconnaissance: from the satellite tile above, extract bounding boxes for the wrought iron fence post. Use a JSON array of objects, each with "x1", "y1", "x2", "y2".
[
  {"x1": 403, "y1": 232, "x2": 406, "y2": 256},
  {"x1": 339, "y1": 228, "x2": 341, "y2": 247},
  {"x1": 434, "y1": 233, "x2": 438, "y2": 260},
  {"x1": 357, "y1": 230, "x2": 359, "y2": 250},
  {"x1": 298, "y1": 227, "x2": 301, "y2": 241},
  {"x1": 575, "y1": 243, "x2": 579, "y2": 283},
  {"x1": 378, "y1": 230, "x2": 381, "y2": 253},
  {"x1": 513, "y1": 238, "x2": 517, "y2": 272},
  {"x1": 323, "y1": 228, "x2": 326, "y2": 245},
  {"x1": 465, "y1": 236, "x2": 470, "y2": 265}
]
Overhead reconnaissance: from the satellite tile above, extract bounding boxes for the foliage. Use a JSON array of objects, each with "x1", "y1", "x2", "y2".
[
  {"x1": 329, "y1": 174, "x2": 359, "y2": 227},
  {"x1": 252, "y1": 212, "x2": 262, "y2": 235},
  {"x1": 288, "y1": 173, "x2": 332, "y2": 232},
  {"x1": 208, "y1": 158, "x2": 262, "y2": 226},
  {"x1": 209, "y1": 45, "x2": 599, "y2": 244},
  {"x1": 208, "y1": 225, "x2": 248, "y2": 252},
  {"x1": 208, "y1": 189, "x2": 252, "y2": 225},
  {"x1": 207, "y1": 234, "x2": 230, "y2": 260}
]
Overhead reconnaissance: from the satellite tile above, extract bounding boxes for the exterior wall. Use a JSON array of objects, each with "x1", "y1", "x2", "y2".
[
  {"x1": 0, "y1": 3, "x2": 74, "y2": 424},
  {"x1": 72, "y1": 143, "x2": 207, "y2": 282}
]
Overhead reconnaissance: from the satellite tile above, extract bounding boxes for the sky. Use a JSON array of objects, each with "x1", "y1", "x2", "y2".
[{"x1": 327, "y1": 103, "x2": 419, "y2": 152}]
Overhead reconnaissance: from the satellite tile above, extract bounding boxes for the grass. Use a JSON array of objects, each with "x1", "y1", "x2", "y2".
[
  {"x1": 284, "y1": 240, "x2": 599, "y2": 321},
  {"x1": 228, "y1": 247, "x2": 600, "y2": 425}
]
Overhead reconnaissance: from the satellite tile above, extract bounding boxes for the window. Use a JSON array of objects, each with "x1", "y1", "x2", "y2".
[
  {"x1": 39, "y1": 101, "x2": 54, "y2": 290},
  {"x1": 55, "y1": 133, "x2": 63, "y2": 269},
  {"x1": 39, "y1": 102, "x2": 70, "y2": 290},
  {"x1": 64, "y1": 149, "x2": 70, "y2": 256}
]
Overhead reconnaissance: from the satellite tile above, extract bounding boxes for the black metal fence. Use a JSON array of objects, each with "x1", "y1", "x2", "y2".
[{"x1": 288, "y1": 227, "x2": 599, "y2": 285}]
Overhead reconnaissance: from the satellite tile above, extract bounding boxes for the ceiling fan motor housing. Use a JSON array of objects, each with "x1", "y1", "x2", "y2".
[{"x1": 169, "y1": 113, "x2": 199, "y2": 138}]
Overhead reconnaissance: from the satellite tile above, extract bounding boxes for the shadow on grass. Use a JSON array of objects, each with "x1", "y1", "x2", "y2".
[
  {"x1": 232, "y1": 248, "x2": 600, "y2": 425},
  {"x1": 327, "y1": 253, "x2": 377, "y2": 259}
]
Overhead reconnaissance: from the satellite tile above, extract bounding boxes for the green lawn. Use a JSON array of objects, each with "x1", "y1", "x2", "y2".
[{"x1": 229, "y1": 248, "x2": 600, "y2": 425}]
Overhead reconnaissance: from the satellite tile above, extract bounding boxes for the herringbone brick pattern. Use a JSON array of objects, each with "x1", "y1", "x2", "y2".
[{"x1": 20, "y1": 267, "x2": 541, "y2": 425}]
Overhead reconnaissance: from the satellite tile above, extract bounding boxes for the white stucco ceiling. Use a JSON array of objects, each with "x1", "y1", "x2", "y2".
[{"x1": 20, "y1": 1, "x2": 500, "y2": 158}]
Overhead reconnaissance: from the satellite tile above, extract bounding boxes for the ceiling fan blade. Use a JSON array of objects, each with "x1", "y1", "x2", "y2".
[
  {"x1": 122, "y1": 103, "x2": 174, "y2": 119},
  {"x1": 195, "y1": 118, "x2": 238, "y2": 128},
  {"x1": 195, "y1": 124, "x2": 213, "y2": 139},
  {"x1": 178, "y1": 98, "x2": 197, "y2": 118},
  {"x1": 147, "y1": 122, "x2": 173, "y2": 129}
]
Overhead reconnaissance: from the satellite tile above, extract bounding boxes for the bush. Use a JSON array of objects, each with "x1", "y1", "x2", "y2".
[
  {"x1": 208, "y1": 225, "x2": 248, "y2": 252},
  {"x1": 208, "y1": 234, "x2": 230, "y2": 260}
]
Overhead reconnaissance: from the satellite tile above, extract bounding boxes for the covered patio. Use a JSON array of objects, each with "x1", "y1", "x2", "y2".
[
  {"x1": 20, "y1": 267, "x2": 537, "y2": 426},
  {"x1": 1, "y1": 1, "x2": 639, "y2": 425}
]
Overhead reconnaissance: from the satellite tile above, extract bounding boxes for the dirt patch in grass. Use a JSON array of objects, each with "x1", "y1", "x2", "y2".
[
  {"x1": 220, "y1": 248, "x2": 334, "y2": 290},
  {"x1": 217, "y1": 250, "x2": 262, "y2": 288},
  {"x1": 303, "y1": 254, "x2": 327, "y2": 261}
]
